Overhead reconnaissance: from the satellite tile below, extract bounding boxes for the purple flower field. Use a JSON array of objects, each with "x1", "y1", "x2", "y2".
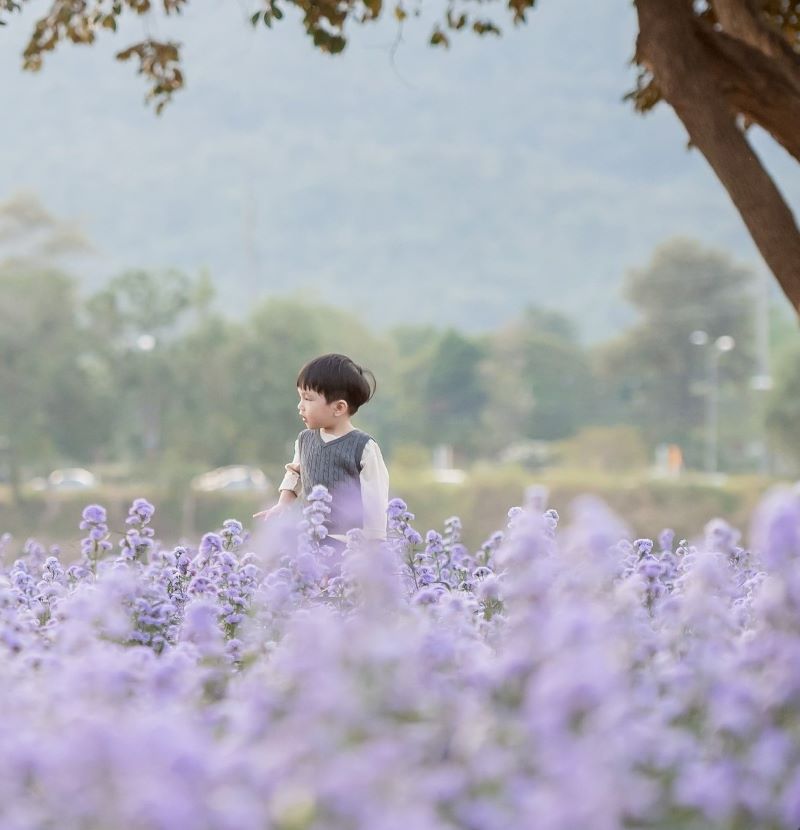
[{"x1": 1, "y1": 484, "x2": 800, "y2": 829}]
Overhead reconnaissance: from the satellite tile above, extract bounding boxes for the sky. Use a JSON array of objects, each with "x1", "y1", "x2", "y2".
[{"x1": 1, "y1": 0, "x2": 798, "y2": 340}]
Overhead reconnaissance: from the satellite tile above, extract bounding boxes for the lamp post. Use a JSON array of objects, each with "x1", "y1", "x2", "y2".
[
  {"x1": 750, "y1": 268, "x2": 773, "y2": 474},
  {"x1": 690, "y1": 331, "x2": 735, "y2": 477},
  {"x1": 136, "y1": 334, "x2": 159, "y2": 459}
]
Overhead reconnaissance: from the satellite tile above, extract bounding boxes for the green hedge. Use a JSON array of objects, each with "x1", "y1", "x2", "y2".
[{"x1": 389, "y1": 466, "x2": 774, "y2": 549}]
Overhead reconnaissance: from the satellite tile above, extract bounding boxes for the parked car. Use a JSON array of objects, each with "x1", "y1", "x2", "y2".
[
  {"x1": 33, "y1": 468, "x2": 100, "y2": 491},
  {"x1": 191, "y1": 465, "x2": 270, "y2": 493}
]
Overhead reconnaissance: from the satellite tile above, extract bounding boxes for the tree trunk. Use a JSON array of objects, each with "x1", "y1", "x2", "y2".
[
  {"x1": 634, "y1": 0, "x2": 800, "y2": 316},
  {"x1": 710, "y1": 0, "x2": 800, "y2": 90},
  {"x1": 699, "y1": 24, "x2": 800, "y2": 163}
]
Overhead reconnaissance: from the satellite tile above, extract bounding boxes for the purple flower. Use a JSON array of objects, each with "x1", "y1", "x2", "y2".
[
  {"x1": 387, "y1": 498, "x2": 408, "y2": 519},
  {"x1": 404, "y1": 528, "x2": 422, "y2": 546},
  {"x1": 80, "y1": 504, "x2": 107, "y2": 526},
  {"x1": 659, "y1": 528, "x2": 675, "y2": 552},
  {"x1": 704, "y1": 518, "x2": 741, "y2": 555},
  {"x1": 413, "y1": 586, "x2": 440, "y2": 605},
  {"x1": 638, "y1": 556, "x2": 663, "y2": 580},
  {"x1": 477, "y1": 574, "x2": 502, "y2": 601},
  {"x1": 308, "y1": 484, "x2": 333, "y2": 503},
  {"x1": 130, "y1": 498, "x2": 156, "y2": 521},
  {"x1": 1, "y1": 489, "x2": 800, "y2": 829},
  {"x1": 425, "y1": 530, "x2": 444, "y2": 556},
  {"x1": 221, "y1": 519, "x2": 245, "y2": 551},
  {"x1": 182, "y1": 598, "x2": 219, "y2": 634},
  {"x1": 199, "y1": 533, "x2": 224, "y2": 557},
  {"x1": 750, "y1": 486, "x2": 800, "y2": 571}
]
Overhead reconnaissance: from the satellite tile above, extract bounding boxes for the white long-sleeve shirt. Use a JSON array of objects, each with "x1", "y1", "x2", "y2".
[{"x1": 279, "y1": 429, "x2": 390, "y2": 541}]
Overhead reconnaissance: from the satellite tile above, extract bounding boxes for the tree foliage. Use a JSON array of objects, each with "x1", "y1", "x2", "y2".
[
  {"x1": 0, "y1": 0, "x2": 535, "y2": 112},
  {"x1": 595, "y1": 238, "x2": 757, "y2": 463},
  {"x1": 0, "y1": 267, "x2": 98, "y2": 503},
  {"x1": 766, "y1": 333, "x2": 800, "y2": 466},
  {"x1": 2, "y1": 241, "x2": 798, "y2": 491},
  {"x1": 421, "y1": 329, "x2": 487, "y2": 453},
  {"x1": 0, "y1": 192, "x2": 92, "y2": 264},
  {"x1": 483, "y1": 306, "x2": 595, "y2": 444}
]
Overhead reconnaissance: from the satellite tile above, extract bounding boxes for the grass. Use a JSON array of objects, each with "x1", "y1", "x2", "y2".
[{"x1": 0, "y1": 465, "x2": 789, "y2": 558}]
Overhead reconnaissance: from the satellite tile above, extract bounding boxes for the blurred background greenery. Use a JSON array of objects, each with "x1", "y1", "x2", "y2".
[{"x1": 2, "y1": 194, "x2": 798, "y2": 551}]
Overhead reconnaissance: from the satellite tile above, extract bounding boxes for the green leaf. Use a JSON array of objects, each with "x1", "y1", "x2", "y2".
[
  {"x1": 446, "y1": 10, "x2": 466, "y2": 29},
  {"x1": 430, "y1": 28, "x2": 449, "y2": 47},
  {"x1": 328, "y1": 34, "x2": 345, "y2": 53},
  {"x1": 472, "y1": 20, "x2": 501, "y2": 36}
]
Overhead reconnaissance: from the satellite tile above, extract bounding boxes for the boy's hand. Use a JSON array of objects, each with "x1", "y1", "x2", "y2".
[
  {"x1": 253, "y1": 489, "x2": 298, "y2": 521},
  {"x1": 252, "y1": 504, "x2": 287, "y2": 521}
]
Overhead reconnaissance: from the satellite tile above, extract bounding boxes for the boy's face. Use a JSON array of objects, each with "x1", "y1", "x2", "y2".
[{"x1": 297, "y1": 387, "x2": 349, "y2": 430}]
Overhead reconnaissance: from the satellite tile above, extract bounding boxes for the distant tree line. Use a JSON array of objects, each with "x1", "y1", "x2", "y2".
[{"x1": 1, "y1": 237, "x2": 799, "y2": 505}]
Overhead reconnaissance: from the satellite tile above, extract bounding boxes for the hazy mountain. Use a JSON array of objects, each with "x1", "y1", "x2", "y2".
[{"x1": 2, "y1": 0, "x2": 798, "y2": 340}]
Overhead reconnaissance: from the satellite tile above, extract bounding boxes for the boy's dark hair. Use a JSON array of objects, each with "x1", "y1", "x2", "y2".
[{"x1": 297, "y1": 354, "x2": 376, "y2": 414}]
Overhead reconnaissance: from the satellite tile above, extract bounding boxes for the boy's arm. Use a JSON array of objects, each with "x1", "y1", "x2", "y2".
[
  {"x1": 278, "y1": 438, "x2": 302, "y2": 496},
  {"x1": 253, "y1": 439, "x2": 301, "y2": 519},
  {"x1": 360, "y1": 440, "x2": 389, "y2": 540}
]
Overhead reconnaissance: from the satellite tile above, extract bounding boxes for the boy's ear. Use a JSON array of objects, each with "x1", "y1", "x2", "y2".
[{"x1": 333, "y1": 399, "x2": 349, "y2": 416}]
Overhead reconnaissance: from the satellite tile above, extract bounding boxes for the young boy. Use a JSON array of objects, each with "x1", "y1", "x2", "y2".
[{"x1": 253, "y1": 353, "x2": 389, "y2": 542}]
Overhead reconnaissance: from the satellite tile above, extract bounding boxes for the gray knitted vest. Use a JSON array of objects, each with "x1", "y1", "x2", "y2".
[{"x1": 298, "y1": 428, "x2": 372, "y2": 534}]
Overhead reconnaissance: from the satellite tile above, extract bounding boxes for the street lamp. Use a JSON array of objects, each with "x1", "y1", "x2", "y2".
[
  {"x1": 750, "y1": 269, "x2": 774, "y2": 473},
  {"x1": 136, "y1": 333, "x2": 156, "y2": 352},
  {"x1": 690, "y1": 331, "x2": 735, "y2": 478},
  {"x1": 136, "y1": 333, "x2": 159, "y2": 457}
]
